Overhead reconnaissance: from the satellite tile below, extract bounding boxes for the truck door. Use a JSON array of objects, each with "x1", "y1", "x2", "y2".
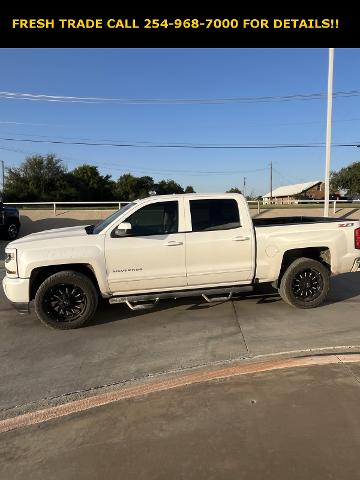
[
  {"x1": 185, "y1": 197, "x2": 254, "y2": 286},
  {"x1": 105, "y1": 199, "x2": 186, "y2": 293}
]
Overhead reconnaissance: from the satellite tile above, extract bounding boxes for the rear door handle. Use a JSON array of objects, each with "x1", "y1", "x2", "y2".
[
  {"x1": 232, "y1": 236, "x2": 250, "y2": 241},
  {"x1": 164, "y1": 241, "x2": 183, "y2": 246}
]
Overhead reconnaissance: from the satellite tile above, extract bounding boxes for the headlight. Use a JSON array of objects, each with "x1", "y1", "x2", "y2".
[
  {"x1": 5, "y1": 248, "x2": 18, "y2": 277},
  {"x1": 5, "y1": 251, "x2": 15, "y2": 263}
]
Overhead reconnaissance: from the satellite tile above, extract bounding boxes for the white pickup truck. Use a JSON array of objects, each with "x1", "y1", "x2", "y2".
[{"x1": 3, "y1": 193, "x2": 360, "y2": 329}]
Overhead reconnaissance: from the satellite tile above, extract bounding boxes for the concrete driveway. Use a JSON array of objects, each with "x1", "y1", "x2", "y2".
[
  {"x1": 1, "y1": 269, "x2": 360, "y2": 417},
  {"x1": 2, "y1": 360, "x2": 360, "y2": 480},
  {"x1": 2, "y1": 209, "x2": 360, "y2": 478}
]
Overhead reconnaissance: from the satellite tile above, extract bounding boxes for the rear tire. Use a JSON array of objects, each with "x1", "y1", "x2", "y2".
[
  {"x1": 279, "y1": 257, "x2": 330, "y2": 309},
  {"x1": 34, "y1": 271, "x2": 98, "y2": 329}
]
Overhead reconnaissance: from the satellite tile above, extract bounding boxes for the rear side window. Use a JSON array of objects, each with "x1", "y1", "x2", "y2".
[
  {"x1": 126, "y1": 201, "x2": 178, "y2": 236},
  {"x1": 190, "y1": 199, "x2": 240, "y2": 232}
]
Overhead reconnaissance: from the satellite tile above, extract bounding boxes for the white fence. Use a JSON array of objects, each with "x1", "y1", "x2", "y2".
[
  {"x1": 4, "y1": 201, "x2": 130, "y2": 216},
  {"x1": 4, "y1": 199, "x2": 358, "y2": 216}
]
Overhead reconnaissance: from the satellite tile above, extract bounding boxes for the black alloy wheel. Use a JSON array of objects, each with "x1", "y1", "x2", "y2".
[
  {"x1": 279, "y1": 257, "x2": 330, "y2": 309},
  {"x1": 291, "y1": 268, "x2": 323, "y2": 302},
  {"x1": 43, "y1": 283, "x2": 87, "y2": 322},
  {"x1": 34, "y1": 270, "x2": 98, "y2": 329}
]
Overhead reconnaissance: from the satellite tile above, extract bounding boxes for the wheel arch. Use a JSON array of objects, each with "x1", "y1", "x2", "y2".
[
  {"x1": 29, "y1": 263, "x2": 101, "y2": 301},
  {"x1": 5, "y1": 216, "x2": 20, "y2": 225},
  {"x1": 275, "y1": 246, "x2": 331, "y2": 288}
]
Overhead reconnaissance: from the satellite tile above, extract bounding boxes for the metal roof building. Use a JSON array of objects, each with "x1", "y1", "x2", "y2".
[{"x1": 262, "y1": 180, "x2": 323, "y2": 204}]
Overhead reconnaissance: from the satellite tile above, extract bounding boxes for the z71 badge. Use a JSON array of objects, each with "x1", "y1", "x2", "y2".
[{"x1": 338, "y1": 223, "x2": 354, "y2": 227}]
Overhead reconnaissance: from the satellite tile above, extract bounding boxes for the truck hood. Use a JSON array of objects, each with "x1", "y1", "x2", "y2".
[{"x1": 8, "y1": 225, "x2": 91, "y2": 247}]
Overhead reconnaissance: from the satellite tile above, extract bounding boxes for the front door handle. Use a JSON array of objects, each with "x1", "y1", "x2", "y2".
[
  {"x1": 232, "y1": 236, "x2": 250, "y2": 242},
  {"x1": 164, "y1": 241, "x2": 183, "y2": 246}
]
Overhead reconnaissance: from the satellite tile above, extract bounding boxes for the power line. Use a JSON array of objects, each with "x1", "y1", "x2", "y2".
[
  {"x1": 94, "y1": 162, "x2": 268, "y2": 177},
  {"x1": 0, "y1": 145, "x2": 269, "y2": 176},
  {"x1": 0, "y1": 129, "x2": 337, "y2": 147},
  {"x1": 1, "y1": 89, "x2": 360, "y2": 105},
  {"x1": 0, "y1": 136, "x2": 359, "y2": 149},
  {"x1": 2, "y1": 116, "x2": 360, "y2": 134},
  {"x1": 3, "y1": 118, "x2": 360, "y2": 144},
  {"x1": 0, "y1": 121, "x2": 54, "y2": 126},
  {"x1": 198, "y1": 117, "x2": 360, "y2": 129},
  {"x1": 272, "y1": 165, "x2": 295, "y2": 185}
]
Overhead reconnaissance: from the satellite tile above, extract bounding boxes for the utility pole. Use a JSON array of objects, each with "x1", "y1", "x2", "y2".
[
  {"x1": 324, "y1": 48, "x2": 334, "y2": 217},
  {"x1": 270, "y1": 161, "x2": 273, "y2": 204},
  {"x1": 243, "y1": 176, "x2": 246, "y2": 198}
]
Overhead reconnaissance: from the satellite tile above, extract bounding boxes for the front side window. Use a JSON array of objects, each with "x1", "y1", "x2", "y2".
[
  {"x1": 92, "y1": 203, "x2": 135, "y2": 234},
  {"x1": 124, "y1": 201, "x2": 178, "y2": 236},
  {"x1": 190, "y1": 199, "x2": 240, "y2": 232}
]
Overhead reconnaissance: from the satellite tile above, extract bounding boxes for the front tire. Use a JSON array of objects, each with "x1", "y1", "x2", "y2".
[
  {"x1": 5, "y1": 221, "x2": 20, "y2": 240},
  {"x1": 279, "y1": 257, "x2": 330, "y2": 309},
  {"x1": 34, "y1": 271, "x2": 98, "y2": 329}
]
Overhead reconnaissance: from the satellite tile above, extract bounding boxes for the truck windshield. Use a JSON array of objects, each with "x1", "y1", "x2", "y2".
[{"x1": 91, "y1": 203, "x2": 135, "y2": 234}]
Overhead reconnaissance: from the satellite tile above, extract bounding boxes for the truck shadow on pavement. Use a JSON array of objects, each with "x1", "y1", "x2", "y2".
[
  {"x1": 337, "y1": 208, "x2": 360, "y2": 219},
  {"x1": 87, "y1": 272, "x2": 360, "y2": 327},
  {"x1": 325, "y1": 272, "x2": 360, "y2": 304},
  {"x1": 0, "y1": 216, "x2": 99, "y2": 261},
  {"x1": 19, "y1": 215, "x2": 97, "y2": 237},
  {"x1": 88, "y1": 298, "x2": 231, "y2": 327}
]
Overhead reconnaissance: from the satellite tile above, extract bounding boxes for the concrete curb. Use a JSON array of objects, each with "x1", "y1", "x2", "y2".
[{"x1": 1, "y1": 352, "x2": 360, "y2": 435}]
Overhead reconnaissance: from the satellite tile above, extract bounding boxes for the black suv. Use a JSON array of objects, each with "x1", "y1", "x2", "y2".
[{"x1": 0, "y1": 202, "x2": 20, "y2": 240}]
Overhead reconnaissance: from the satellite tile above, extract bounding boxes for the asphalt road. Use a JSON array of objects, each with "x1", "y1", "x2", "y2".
[
  {"x1": 1, "y1": 268, "x2": 360, "y2": 415},
  {"x1": 0, "y1": 240, "x2": 8, "y2": 261}
]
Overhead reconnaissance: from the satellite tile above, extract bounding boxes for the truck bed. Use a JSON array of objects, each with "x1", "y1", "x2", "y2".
[{"x1": 253, "y1": 216, "x2": 349, "y2": 227}]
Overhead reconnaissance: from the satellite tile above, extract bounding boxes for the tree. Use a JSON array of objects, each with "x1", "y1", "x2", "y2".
[
  {"x1": 154, "y1": 179, "x2": 184, "y2": 195},
  {"x1": 245, "y1": 191, "x2": 258, "y2": 201},
  {"x1": 69, "y1": 164, "x2": 115, "y2": 201},
  {"x1": 330, "y1": 162, "x2": 360, "y2": 196},
  {"x1": 184, "y1": 185, "x2": 195, "y2": 193},
  {"x1": 114, "y1": 173, "x2": 155, "y2": 201},
  {"x1": 4, "y1": 156, "x2": 198, "y2": 202},
  {"x1": 5, "y1": 154, "x2": 69, "y2": 201},
  {"x1": 226, "y1": 187, "x2": 242, "y2": 194}
]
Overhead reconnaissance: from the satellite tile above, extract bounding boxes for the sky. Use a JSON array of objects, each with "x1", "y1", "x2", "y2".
[{"x1": 0, "y1": 48, "x2": 359, "y2": 196}]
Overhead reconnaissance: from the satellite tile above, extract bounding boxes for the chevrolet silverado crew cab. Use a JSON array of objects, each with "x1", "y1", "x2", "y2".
[{"x1": 3, "y1": 193, "x2": 360, "y2": 329}]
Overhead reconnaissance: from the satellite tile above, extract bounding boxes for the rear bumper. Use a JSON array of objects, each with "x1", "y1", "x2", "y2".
[{"x1": 351, "y1": 257, "x2": 360, "y2": 272}]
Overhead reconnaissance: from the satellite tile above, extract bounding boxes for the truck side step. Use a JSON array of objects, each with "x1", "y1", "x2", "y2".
[
  {"x1": 125, "y1": 298, "x2": 159, "y2": 311},
  {"x1": 109, "y1": 285, "x2": 253, "y2": 308},
  {"x1": 202, "y1": 292, "x2": 233, "y2": 303}
]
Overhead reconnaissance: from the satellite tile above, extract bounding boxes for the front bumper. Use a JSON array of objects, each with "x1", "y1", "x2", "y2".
[
  {"x1": 2, "y1": 276, "x2": 30, "y2": 306},
  {"x1": 2, "y1": 276, "x2": 30, "y2": 315},
  {"x1": 10, "y1": 302, "x2": 30, "y2": 314}
]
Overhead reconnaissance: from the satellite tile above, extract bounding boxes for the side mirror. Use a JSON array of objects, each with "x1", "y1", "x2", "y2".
[{"x1": 113, "y1": 222, "x2": 132, "y2": 237}]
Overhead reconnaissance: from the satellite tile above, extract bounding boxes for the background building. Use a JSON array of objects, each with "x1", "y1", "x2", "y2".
[{"x1": 262, "y1": 180, "x2": 327, "y2": 205}]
